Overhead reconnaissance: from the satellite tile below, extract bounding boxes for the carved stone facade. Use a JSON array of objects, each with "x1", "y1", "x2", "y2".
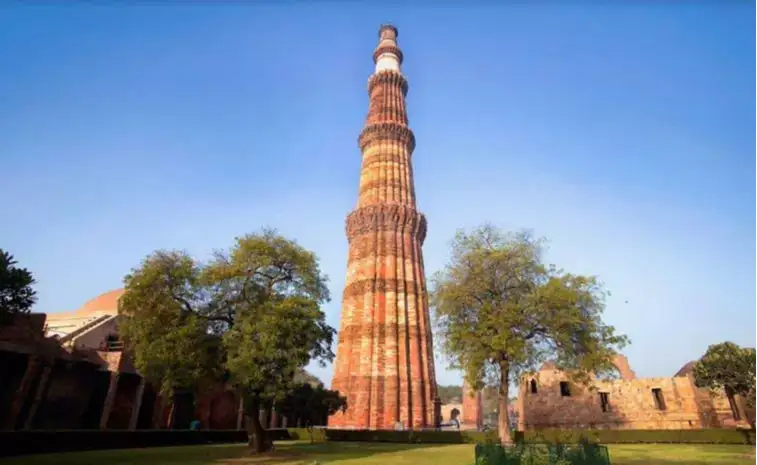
[
  {"x1": 329, "y1": 24, "x2": 440, "y2": 430},
  {"x1": 517, "y1": 355, "x2": 754, "y2": 430},
  {"x1": 0, "y1": 290, "x2": 284, "y2": 431}
]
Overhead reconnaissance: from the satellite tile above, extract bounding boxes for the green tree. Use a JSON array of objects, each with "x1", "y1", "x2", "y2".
[
  {"x1": 437, "y1": 385, "x2": 463, "y2": 404},
  {"x1": 0, "y1": 249, "x2": 37, "y2": 326},
  {"x1": 276, "y1": 382, "x2": 347, "y2": 430},
  {"x1": 430, "y1": 225, "x2": 628, "y2": 445},
  {"x1": 118, "y1": 229, "x2": 335, "y2": 453},
  {"x1": 693, "y1": 342, "x2": 756, "y2": 421}
]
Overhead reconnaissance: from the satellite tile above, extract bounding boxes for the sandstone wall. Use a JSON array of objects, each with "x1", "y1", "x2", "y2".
[
  {"x1": 519, "y1": 366, "x2": 754, "y2": 430},
  {"x1": 440, "y1": 403, "x2": 462, "y2": 424},
  {"x1": 692, "y1": 376, "x2": 753, "y2": 429},
  {"x1": 72, "y1": 318, "x2": 118, "y2": 351},
  {"x1": 462, "y1": 382, "x2": 483, "y2": 430},
  {"x1": 195, "y1": 386, "x2": 240, "y2": 429},
  {"x1": 519, "y1": 368, "x2": 702, "y2": 430}
]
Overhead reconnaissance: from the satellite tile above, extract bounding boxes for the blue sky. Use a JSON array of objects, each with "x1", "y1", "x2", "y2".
[{"x1": 1, "y1": 3, "x2": 754, "y2": 388}]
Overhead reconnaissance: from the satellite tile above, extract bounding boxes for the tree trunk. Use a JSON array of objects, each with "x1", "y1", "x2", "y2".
[
  {"x1": 498, "y1": 363, "x2": 513, "y2": 446},
  {"x1": 244, "y1": 398, "x2": 272, "y2": 454}
]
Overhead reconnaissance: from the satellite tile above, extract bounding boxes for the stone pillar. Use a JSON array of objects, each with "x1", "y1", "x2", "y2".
[
  {"x1": 128, "y1": 377, "x2": 146, "y2": 430},
  {"x1": 152, "y1": 395, "x2": 165, "y2": 428},
  {"x1": 433, "y1": 395, "x2": 443, "y2": 429},
  {"x1": 23, "y1": 364, "x2": 52, "y2": 430},
  {"x1": 269, "y1": 408, "x2": 279, "y2": 429},
  {"x1": 166, "y1": 401, "x2": 176, "y2": 429},
  {"x1": 258, "y1": 408, "x2": 267, "y2": 427},
  {"x1": 99, "y1": 371, "x2": 120, "y2": 429},
  {"x1": 3, "y1": 355, "x2": 41, "y2": 430},
  {"x1": 202, "y1": 397, "x2": 213, "y2": 430},
  {"x1": 236, "y1": 397, "x2": 244, "y2": 430},
  {"x1": 281, "y1": 416, "x2": 288, "y2": 428}
]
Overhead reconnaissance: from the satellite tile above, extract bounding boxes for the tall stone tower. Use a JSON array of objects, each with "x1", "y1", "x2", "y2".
[{"x1": 330, "y1": 24, "x2": 439, "y2": 430}]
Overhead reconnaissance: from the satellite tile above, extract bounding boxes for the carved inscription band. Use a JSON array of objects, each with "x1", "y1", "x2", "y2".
[
  {"x1": 359, "y1": 179, "x2": 410, "y2": 198},
  {"x1": 337, "y1": 323, "x2": 425, "y2": 345},
  {"x1": 368, "y1": 71, "x2": 409, "y2": 96},
  {"x1": 358, "y1": 122, "x2": 416, "y2": 153},
  {"x1": 331, "y1": 375, "x2": 432, "y2": 397},
  {"x1": 343, "y1": 277, "x2": 425, "y2": 299},
  {"x1": 345, "y1": 204, "x2": 427, "y2": 243},
  {"x1": 361, "y1": 152, "x2": 411, "y2": 170}
]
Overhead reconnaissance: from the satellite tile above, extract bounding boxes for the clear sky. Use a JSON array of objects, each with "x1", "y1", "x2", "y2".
[{"x1": 1, "y1": 3, "x2": 754, "y2": 388}]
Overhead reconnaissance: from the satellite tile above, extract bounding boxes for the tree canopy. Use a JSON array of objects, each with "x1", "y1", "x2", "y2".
[
  {"x1": 430, "y1": 225, "x2": 628, "y2": 444},
  {"x1": 0, "y1": 249, "x2": 37, "y2": 326},
  {"x1": 118, "y1": 229, "x2": 336, "y2": 452},
  {"x1": 437, "y1": 385, "x2": 463, "y2": 404},
  {"x1": 276, "y1": 382, "x2": 347, "y2": 430},
  {"x1": 693, "y1": 341, "x2": 755, "y2": 412}
]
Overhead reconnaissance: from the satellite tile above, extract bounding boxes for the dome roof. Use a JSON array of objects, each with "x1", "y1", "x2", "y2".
[
  {"x1": 674, "y1": 361, "x2": 697, "y2": 377},
  {"x1": 77, "y1": 289, "x2": 124, "y2": 315},
  {"x1": 47, "y1": 288, "x2": 124, "y2": 321}
]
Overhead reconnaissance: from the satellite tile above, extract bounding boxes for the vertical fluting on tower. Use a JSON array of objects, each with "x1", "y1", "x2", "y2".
[{"x1": 330, "y1": 25, "x2": 439, "y2": 430}]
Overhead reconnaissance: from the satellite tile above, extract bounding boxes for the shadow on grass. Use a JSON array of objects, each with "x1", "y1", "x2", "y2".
[{"x1": 0, "y1": 440, "x2": 453, "y2": 465}]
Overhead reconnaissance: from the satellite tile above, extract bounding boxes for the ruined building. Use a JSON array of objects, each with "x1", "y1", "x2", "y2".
[
  {"x1": 461, "y1": 381, "x2": 484, "y2": 430},
  {"x1": 439, "y1": 381, "x2": 484, "y2": 431},
  {"x1": 517, "y1": 354, "x2": 754, "y2": 430},
  {"x1": 329, "y1": 24, "x2": 440, "y2": 430},
  {"x1": 0, "y1": 289, "x2": 284, "y2": 431}
]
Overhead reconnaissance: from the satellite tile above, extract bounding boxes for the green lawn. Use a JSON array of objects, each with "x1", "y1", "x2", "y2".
[{"x1": 2, "y1": 441, "x2": 754, "y2": 465}]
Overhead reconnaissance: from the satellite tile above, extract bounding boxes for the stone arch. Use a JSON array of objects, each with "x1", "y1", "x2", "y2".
[{"x1": 610, "y1": 354, "x2": 636, "y2": 380}]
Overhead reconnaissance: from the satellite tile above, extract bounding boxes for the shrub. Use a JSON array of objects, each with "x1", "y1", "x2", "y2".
[
  {"x1": 285, "y1": 427, "x2": 327, "y2": 443},
  {"x1": 321, "y1": 428, "x2": 755, "y2": 445},
  {"x1": 0, "y1": 430, "x2": 247, "y2": 458},
  {"x1": 522, "y1": 428, "x2": 755, "y2": 445},
  {"x1": 474, "y1": 442, "x2": 611, "y2": 465},
  {"x1": 324, "y1": 429, "x2": 493, "y2": 444}
]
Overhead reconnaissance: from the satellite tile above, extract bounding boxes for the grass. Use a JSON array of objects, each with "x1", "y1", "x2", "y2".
[{"x1": 2, "y1": 441, "x2": 754, "y2": 465}]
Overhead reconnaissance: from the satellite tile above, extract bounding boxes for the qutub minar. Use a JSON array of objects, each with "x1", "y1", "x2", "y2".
[{"x1": 329, "y1": 24, "x2": 441, "y2": 430}]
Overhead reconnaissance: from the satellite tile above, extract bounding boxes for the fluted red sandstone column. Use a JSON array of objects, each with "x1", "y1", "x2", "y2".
[{"x1": 330, "y1": 24, "x2": 439, "y2": 430}]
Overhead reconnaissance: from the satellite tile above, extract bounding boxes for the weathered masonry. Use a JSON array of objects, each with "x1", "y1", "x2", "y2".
[
  {"x1": 329, "y1": 24, "x2": 440, "y2": 430},
  {"x1": 517, "y1": 355, "x2": 754, "y2": 430},
  {"x1": 0, "y1": 290, "x2": 285, "y2": 431}
]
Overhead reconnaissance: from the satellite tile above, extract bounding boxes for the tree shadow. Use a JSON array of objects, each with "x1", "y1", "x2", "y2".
[{"x1": 1, "y1": 439, "x2": 461, "y2": 465}]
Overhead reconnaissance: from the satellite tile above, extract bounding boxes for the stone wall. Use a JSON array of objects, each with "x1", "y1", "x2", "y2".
[
  {"x1": 0, "y1": 314, "x2": 48, "y2": 347},
  {"x1": 519, "y1": 367, "x2": 702, "y2": 430},
  {"x1": 196, "y1": 386, "x2": 239, "y2": 429},
  {"x1": 518, "y1": 363, "x2": 753, "y2": 430},
  {"x1": 438, "y1": 384, "x2": 484, "y2": 430},
  {"x1": 461, "y1": 382, "x2": 483, "y2": 430},
  {"x1": 32, "y1": 360, "x2": 102, "y2": 429},
  {"x1": 71, "y1": 318, "x2": 118, "y2": 351},
  {"x1": 440, "y1": 403, "x2": 461, "y2": 424}
]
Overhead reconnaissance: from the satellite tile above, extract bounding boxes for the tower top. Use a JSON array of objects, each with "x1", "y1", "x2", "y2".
[
  {"x1": 379, "y1": 24, "x2": 398, "y2": 40},
  {"x1": 374, "y1": 24, "x2": 402, "y2": 74}
]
